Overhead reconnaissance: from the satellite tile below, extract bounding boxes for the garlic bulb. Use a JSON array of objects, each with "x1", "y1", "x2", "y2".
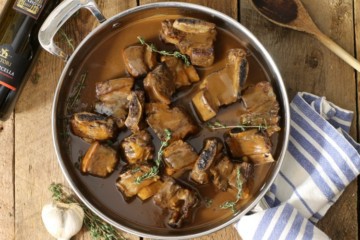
[{"x1": 42, "y1": 202, "x2": 84, "y2": 240}]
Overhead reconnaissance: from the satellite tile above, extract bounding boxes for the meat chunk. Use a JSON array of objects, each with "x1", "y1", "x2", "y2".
[
  {"x1": 70, "y1": 112, "x2": 116, "y2": 142},
  {"x1": 190, "y1": 138, "x2": 223, "y2": 184},
  {"x1": 81, "y1": 142, "x2": 118, "y2": 177},
  {"x1": 120, "y1": 130, "x2": 154, "y2": 165},
  {"x1": 210, "y1": 156, "x2": 253, "y2": 199},
  {"x1": 123, "y1": 45, "x2": 157, "y2": 78},
  {"x1": 163, "y1": 140, "x2": 198, "y2": 176},
  {"x1": 95, "y1": 77, "x2": 134, "y2": 128},
  {"x1": 160, "y1": 18, "x2": 217, "y2": 67},
  {"x1": 225, "y1": 129, "x2": 274, "y2": 164},
  {"x1": 146, "y1": 103, "x2": 198, "y2": 142},
  {"x1": 200, "y1": 48, "x2": 248, "y2": 106},
  {"x1": 191, "y1": 89, "x2": 219, "y2": 122},
  {"x1": 240, "y1": 81, "x2": 281, "y2": 136},
  {"x1": 160, "y1": 19, "x2": 185, "y2": 45},
  {"x1": 160, "y1": 56, "x2": 200, "y2": 89},
  {"x1": 137, "y1": 181, "x2": 163, "y2": 201},
  {"x1": 124, "y1": 91, "x2": 145, "y2": 132},
  {"x1": 144, "y1": 64, "x2": 176, "y2": 104},
  {"x1": 192, "y1": 49, "x2": 248, "y2": 121},
  {"x1": 96, "y1": 77, "x2": 134, "y2": 103},
  {"x1": 116, "y1": 165, "x2": 160, "y2": 198},
  {"x1": 153, "y1": 178, "x2": 198, "y2": 228}
]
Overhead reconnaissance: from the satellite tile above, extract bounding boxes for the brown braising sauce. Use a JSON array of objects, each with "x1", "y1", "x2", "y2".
[{"x1": 61, "y1": 15, "x2": 278, "y2": 231}]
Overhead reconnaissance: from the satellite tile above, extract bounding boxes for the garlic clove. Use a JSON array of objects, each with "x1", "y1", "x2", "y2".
[{"x1": 42, "y1": 202, "x2": 84, "y2": 240}]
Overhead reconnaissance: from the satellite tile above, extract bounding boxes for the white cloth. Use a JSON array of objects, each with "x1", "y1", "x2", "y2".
[{"x1": 236, "y1": 92, "x2": 360, "y2": 240}]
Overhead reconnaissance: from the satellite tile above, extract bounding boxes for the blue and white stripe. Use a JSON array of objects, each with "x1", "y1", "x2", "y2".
[
  {"x1": 236, "y1": 203, "x2": 329, "y2": 240},
  {"x1": 236, "y1": 92, "x2": 360, "y2": 240}
]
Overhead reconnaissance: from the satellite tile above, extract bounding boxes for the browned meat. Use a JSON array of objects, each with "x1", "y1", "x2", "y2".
[
  {"x1": 160, "y1": 19, "x2": 185, "y2": 45},
  {"x1": 95, "y1": 102, "x2": 128, "y2": 129},
  {"x1": 116, "y1": 165, "x2": 160, "y2": 198},
  {"x1": 95, "y1": 77, "x2": 134, "y2": 128},
  {"x1": 225, "y1": 129, "x2": 274, "y2": 164},
  {"x1": 192, "y1": 49, "x2": 248, "y2": 121},
  {"x1": 200, "y1": 48, "x2": 248, "y2": 106},
  {"x1": 81, "y1": 141, "x2": 118, "y2": 177},
  {"x1": 227, "y1": 163, "x2": 252, "y2": 199},
  {"x1": 160, "y1": 56, "x2": 200, "y2": 89},
  {"x1": 153, "y1": 178, "x2": 198, "y2": 228},
  {"x1": 144, "y1": 46, "x2": 157, "y2": 70},
  {"x1": 123, "y1": 45, "x2": 157, "y2": 78},
  {"x1": 146, "y1": 103, "x2": 198, "y2": 141},
  {"x1": 120, "y1": 130, "x2": 154, "y2": 165},
  {"x1": 190, "y1": 138, "x2": 223, "y2": 184},
  {"x1": 163, "y1": 140, "x2": 198, "y2": 176},
  {"x1": 96, "y1": 77, "x2": 134, "y2": 103},
  {"x1": 144, "y1": 64, "x2": 176, "y2": 104},
  {"x1": 191, "y1": 89, "x2": 219, "y2": 122},
  {"x1": 210, "y1": 156, "x2": 253, "y2": 198},
  {"x1": 70, "y1": 112, "x2": 116, "y2": 142},
  {"x1": 160, "y1": 18, "x2": 216, "y2": 67},
  {"x1": 240, "y1": 81, "x2": 281, "y2": 136},
  {"x1": 124, "y1": 91, "x2": 145, "y2": 132}
]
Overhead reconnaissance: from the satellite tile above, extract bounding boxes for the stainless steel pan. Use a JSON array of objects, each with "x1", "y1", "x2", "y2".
[{"x1": 38, "y1": 0, "x2": 290, "y2": 238}]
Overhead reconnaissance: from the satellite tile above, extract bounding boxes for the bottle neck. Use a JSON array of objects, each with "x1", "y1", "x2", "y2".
[{"x1": 11, "y1": 15, "x2": 35, "y2": 52}]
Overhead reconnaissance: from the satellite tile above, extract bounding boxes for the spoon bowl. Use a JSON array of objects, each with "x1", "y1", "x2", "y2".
[{"x1": 251, "y1": 0, "x2": 360, "y2": 72}]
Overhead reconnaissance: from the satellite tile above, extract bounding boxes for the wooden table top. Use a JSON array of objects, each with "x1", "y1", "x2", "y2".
[{"x1": 0, "y1": 0, "x2": 358, "y2": 239}]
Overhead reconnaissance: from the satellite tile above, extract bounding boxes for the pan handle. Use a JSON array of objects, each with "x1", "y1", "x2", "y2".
[{"x1": 38, "y1": 0, "x2": 106, "y2": 61}]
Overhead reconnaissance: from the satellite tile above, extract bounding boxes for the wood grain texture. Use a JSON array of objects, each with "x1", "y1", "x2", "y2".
[
  {"x1": 241, "y1": 0, "x2": 358, "y2": 239},
  {"x1": 0, "y1": 115, "x2": 14, "y2": 240}
]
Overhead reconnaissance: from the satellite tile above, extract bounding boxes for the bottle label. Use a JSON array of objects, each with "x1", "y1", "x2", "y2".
[
  {"x1": 0, "y1": 45, "x2": 29, "y2": 91},
  {"x1": 13, "y1": 0, "x2": 48, "y2": 19}
]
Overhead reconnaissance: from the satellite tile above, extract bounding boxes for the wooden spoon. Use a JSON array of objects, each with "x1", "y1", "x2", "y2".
[{"x1": 250, "y1": 0, "x2": 360, "y2": 72}]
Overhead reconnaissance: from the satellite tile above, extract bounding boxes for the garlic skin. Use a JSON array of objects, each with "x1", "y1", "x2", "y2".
[{"x1": 42, "y1": 202, "x2": 84, "y2": 240}]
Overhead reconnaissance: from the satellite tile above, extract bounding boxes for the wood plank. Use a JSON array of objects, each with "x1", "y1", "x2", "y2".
[
  {"x1": 13, "y1": 1, "x2": 138, "y2": 240},
  {"x1": 139, "y1": 1, "x2": 241, "y2": 239},
  {"x1": 240, "y1": 0, "x2": 358, "y2": 239},
  {"x1": 0, "y1": 115, "x2": 14, "y2": 240},
  {"x1": 0, "y1": 1, "x2": 15, "y2": 240}
]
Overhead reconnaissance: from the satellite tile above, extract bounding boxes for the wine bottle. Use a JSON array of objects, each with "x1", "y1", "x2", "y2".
[{"x1": 0, "y1": 0, "x2": 60, "y2": 121}]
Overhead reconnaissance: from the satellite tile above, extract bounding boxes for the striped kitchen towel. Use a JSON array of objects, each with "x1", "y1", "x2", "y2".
[{"x1": 236, "y1": 92, "x2": 360, "y2": 240}]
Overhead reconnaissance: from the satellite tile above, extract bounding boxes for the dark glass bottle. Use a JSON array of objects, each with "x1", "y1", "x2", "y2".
[{"x1": 0, "y1": 0, "x2": 60, "y2": 120}]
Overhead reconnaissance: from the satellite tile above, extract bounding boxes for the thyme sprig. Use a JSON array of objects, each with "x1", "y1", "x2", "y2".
[
  {"x1": 60, "y1": 30, "x2": 75, "y2": 51},
  {"x1": 206, "y1": 120, "x2": 268, "y2": 131},
  {"x1": 66, "y1": 72, "x2": 87, "y2": 113},
  {"x1": 137, "y1": 36, "x2": 191, "y2": 66},
  {"x1": 49, "y1": 183, "x2": 127, "y2": 240},
  {"x1": 135, "y1": 129, "x2": 172, "y2": 184},
  {"x1": 219, "y1": 168, "x2": 243, "y2": 213}
]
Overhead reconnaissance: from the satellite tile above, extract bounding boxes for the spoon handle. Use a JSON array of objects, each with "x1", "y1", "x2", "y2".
[{"x1": 314, "y1": 31, "x2": 360, "y2": 72}]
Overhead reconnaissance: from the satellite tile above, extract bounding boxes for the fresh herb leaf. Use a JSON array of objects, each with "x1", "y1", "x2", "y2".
[
  {"x1": 66, "y1": 72, "x2": 87, "y2": 113},
  {"x1": 137, "y1": 36, "x2": 191, "y2": 66},
  {"x1": 60, "y1": 29, "x2": 75, "y2": 52},
  {"x1": 134, "y1": 166, "x2": 159, "y2": 184},
  {"x1": 204, "y1": 198, "x2": 213, "y2": 208},
  {"x1": 135, "y1": 129, "x2": 172, "y2": 184},
  {"x1": 219, "y1": 201, "x2": 237, "y2": 213},
  {"x1": 49, "y1": 183, "x2": 127, "y2": 240},
  {"x1": 219, "y1": 167, "x2": 243, "y2": 213},
  {"x1": 206, "y1": 120, "x2": 268, "y2": 131}
]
